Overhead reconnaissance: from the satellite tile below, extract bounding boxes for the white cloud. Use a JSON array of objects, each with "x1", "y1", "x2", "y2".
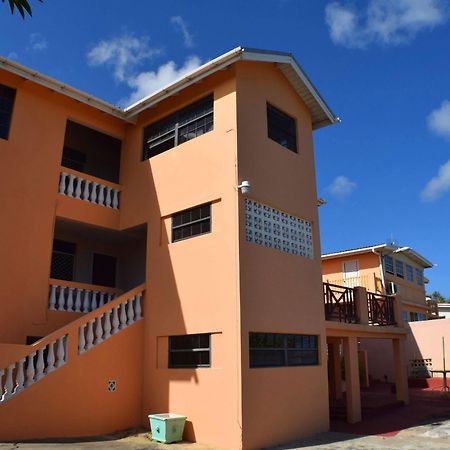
[
  {"x1": 171, "y1": 16, "x2": 194, "y2": 48},
  {"x1": 326, "y1": 176, "x2": 357, "y2": 198},
  {"x1": 421, "y1": 160, "x2": 450, "y2": 201},
  {"x1": 87, "y1": 34, "x2": 202, "y2": 107},
  {"x1": 87, "y1": 35, "x2": 160, "y2": 82},
  {"x1": 7, "y1": 52, "x2": 18, "y2": 60},
  {"x1": 124, "y1": 56, "x2": 202, "y2": 106},
  {"x1": 428, "y1": 100, "x2": 450, "y2": 139},
  {"x1": 29, "y1": 33, "x2": 47, "y2": 51},
  {"x1": 325, "y1": 0, "x2": 447, "y2": 49}
]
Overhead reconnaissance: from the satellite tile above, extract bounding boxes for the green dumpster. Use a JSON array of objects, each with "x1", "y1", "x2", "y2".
[{"x1": 148, "y1": 413, "x2": 187, "y2": 443}]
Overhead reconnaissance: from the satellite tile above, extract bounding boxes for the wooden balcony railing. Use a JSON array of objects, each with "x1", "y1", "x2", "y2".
[
  {"x1": 367, "y1": 292, "x2": 396, "y2": 326},
  {"x1": 323, "y1": 282, "x2": 358, "y2": 324}
]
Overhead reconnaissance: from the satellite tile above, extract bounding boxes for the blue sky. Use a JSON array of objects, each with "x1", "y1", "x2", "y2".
[{"x1": 1, "y1": 0, "x2": 450, "y2": 295}]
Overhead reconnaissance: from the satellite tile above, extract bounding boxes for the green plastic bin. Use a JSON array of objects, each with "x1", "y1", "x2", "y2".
[{"x1": 148, "y1": 413, "x2": 187, "y2": 443}]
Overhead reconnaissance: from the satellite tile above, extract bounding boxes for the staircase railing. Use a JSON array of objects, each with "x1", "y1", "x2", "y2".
[{"x1": 0, "y1": 284, "x2": 144, "y2": 403}]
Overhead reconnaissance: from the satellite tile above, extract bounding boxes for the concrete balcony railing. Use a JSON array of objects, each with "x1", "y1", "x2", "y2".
[
  {"x1": 48, "y1": 279, "x2": 122, "y2": 313},
  {"x1": 323, "y1": 282, "x2": 401, "y2": 327},
  {"x1": 58, "y1": 168, "x2": 120, "y2": 209}
]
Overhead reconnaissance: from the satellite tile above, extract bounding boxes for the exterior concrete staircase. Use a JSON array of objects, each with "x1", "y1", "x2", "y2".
[{"x1": 0, "y1": 284, "x2": 145, "y2": 441}]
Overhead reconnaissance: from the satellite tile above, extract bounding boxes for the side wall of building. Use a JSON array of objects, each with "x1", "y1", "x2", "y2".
[
  {"x1": 236, "y1": 61, "x2": 329, "y2": 449},
  {"x1": 119, "y1": 68, "x2": 243, "y2": 449}
]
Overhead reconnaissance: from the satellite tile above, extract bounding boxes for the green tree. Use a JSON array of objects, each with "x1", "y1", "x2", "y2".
[
  {"x1": 429, "y1": 291, "x2": 447, "y2": 303},
  {"x1": 2, "y1": 0, "x2": 42, "y2": 19}
]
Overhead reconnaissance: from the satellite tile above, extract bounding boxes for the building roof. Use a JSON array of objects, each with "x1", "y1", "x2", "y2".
[
  {"x1": 0, "y1": 47, "x2": 339, "y2": 129},
  {"x1": 322, "y1": 244, "x2": 433, "y2": 268}
]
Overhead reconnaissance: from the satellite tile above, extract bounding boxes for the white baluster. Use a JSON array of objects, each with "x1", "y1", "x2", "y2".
[
  {"x1": 25, "y1": 352, "x2": 36, "y2": 387},
  {"x1": 74, "y1": 176, "x2": 82, "y2": 199},
  {"x1": 78, "y1": 325, "x2": 86, "y2": 354},
  {"x1": 0, "y1": 369, "x2": 4, "y2": 400},
  {"x1": 49, "y1": 284, "x2": 57, "y2": 310},
  {"x1": 119, "y1": 303, "x2": 127, "y2": 329},
  {"x1": 36, "y1": 348, "x2": 45, "y2": 381},
  {"x1": 59, "y1": 172, "x2": 68, "y2": 195},
  {"x1": 135, "y1": 293, "x2": 142, "y2": 320},
  {"x1": 91, "y1": 291, "x2": 98, "y2": 310},
  {"x1": 112, "y1": 307, "x2": 120, "y2": 334},
  {"x1": 107, "y1": 293, "x2": 113, "y2": 303},
  {"x1": 90, "y1": 182, "x2": 98, "y2": 204},
  {"x1": 86, "y1": 320, "x2": 94, "y2": 350},
  {"x1": 112, "y1": 189, "x2": 119, "y2": 209},
  {"x1": 83, "y1": 290, "x2": 91, "y2": 313},
  {"x1": 99, "y1": 292, "x2": 105, "y2": 307},
  {"x1": 56, "y1": 337, "x2": 65, "y2": 368},
  {"x1": 46, "y1": 342, "x2": 55, "y2": 374},
  {"x1": 67, "y1": 174, "x2": 75, "y2": 197},
  {"x1": 98, "y1": 185, "x2": 105, "y2": 206},
  {"x1": 3, "y1": 365, "x2": 14, "y2": 400},
  {"x1": 105, "y1": 186, "x2": 112, "y2": 208},
  {"x1": 14, "y1": 358, "x2": 26, "y2": 394},
  {"x1": 94, "y1": 315, "x2": 103, "y2": 345},
  {"x1": 103, "y1": 310, "x2": 112, "y2": 339},
  {"x1": 57, "y1": 286, "x2": 66, "y2": 311},
  {"x1": 74, "y1": 288, "x2": 82, "y2": 312},
  {"x1": 82, "y1": 179, "x2": 91, "y2": 201},
  {"x1": 67, "y1": 288, "x2": 74, "y2": 311},
  {"x1": 126, "y1": 299, "x2": 135, "y2": 325}
]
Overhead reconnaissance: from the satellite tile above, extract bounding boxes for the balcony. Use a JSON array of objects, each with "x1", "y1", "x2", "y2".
[
  {"x1": 323, "y1": 282, "x2": 399, "y2": 327},
  {"x1": 324, "y1": 275, "x2": 369, "y2": 289},
  {"x1": 55, "y1": 120, "x2": 122, "y2": 227}
]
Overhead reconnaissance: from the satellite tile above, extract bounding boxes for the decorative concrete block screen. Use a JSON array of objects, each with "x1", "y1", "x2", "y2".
[{"x1": 245, "y1": 199, "x2": 313, "y2": 259}]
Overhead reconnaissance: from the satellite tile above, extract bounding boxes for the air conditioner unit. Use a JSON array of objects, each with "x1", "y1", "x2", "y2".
[{"x1": 386, "y1": 281, "x2": 400, "y2": 295}]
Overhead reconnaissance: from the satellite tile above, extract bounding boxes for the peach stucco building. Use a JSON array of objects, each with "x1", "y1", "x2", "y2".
[
  {"x1": 0, "y1": 48, "x2": 410, "y2": 449},
  {"x1": 322, "y1": 244, "x2": 435, "y2": 383}
]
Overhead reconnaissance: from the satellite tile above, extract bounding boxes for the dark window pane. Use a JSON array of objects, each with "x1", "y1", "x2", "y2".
[
  {"x1": 53, "y1": 239, "x2": 76, "y2": 254},
  {"x1": 267, "y1": 103, "x2": 297, "y2": 152},
  {"x1": 172, "y1": 203, "x2": 211, "y2": 242},
  {"x1": 287, "y1": 350, "x2": 318, "y2": 366},
  {"x1": 143, "y1": 95, "x2": 213, "y2": 160},
  {"x1": 250, "y1": 350, "x2": 285, "y2": 367},
  {"x1": 0, "y1": 83, "x2": 16, "y2": 140},
  {"x1": 169, "y1": 334, "x2": 211, "y2": 368},
  {"x1": 61, "y1": 146, "x2": 87, "y2": 172},
  {"x1": 51, "y1": 253, "x2": 75, "y2": 281}
]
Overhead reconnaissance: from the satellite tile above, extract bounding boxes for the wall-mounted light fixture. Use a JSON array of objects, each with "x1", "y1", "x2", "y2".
[
  {"x1": 237, "y1": 180, "x2": 251, "y2": 194},
  {"x1": 317, "y1": 198, "x2": 327, "y2": 207}
]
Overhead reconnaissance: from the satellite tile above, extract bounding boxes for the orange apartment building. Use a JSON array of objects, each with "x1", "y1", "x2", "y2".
[
  {"x1": 322, "y1": 244, "x2": 434, "y2": 383},
  {"x1": 0, "y1": 47, "x2": 410, "y2": 449}
]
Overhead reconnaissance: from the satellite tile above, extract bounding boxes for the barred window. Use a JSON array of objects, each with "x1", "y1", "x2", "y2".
[
  {"x1": 172, "y1": 203, "x2": 211, "y2": 242},
  {"x1": 384, "y1": 255, "x2": 394, "y2": 274},
  {"x1": 169, "y1": 334, "x2": 211, "y2": 368},
  {"x1": 0, "y1": 83, "x2": 16, "y2": 140},
  {"x1": 267, "y1": 103, "x2": 297, "y2": 152},
  {"x1": 143, "y1": 94, "x2": 213, "y2": 159},
  {"x1": 50, "y1": 240, "x2": 76, "y2": 281},
  {"x1": 249, "y1": 332, "x2": 318, "y2": 368}
]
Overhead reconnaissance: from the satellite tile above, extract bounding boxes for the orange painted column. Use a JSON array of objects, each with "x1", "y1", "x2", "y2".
[
  {"x1": 392, "y1": 338, "x2": 410, "y2": 405},
  {"x1": 343, "y1": 336, "x2": 361, "y2": 423},
  {"x1": 354, "y1": 287, "x2": 368, "y2": 325},
  {"x1": 328, "y1": 339, "x2": 343, "y2": 400}
]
